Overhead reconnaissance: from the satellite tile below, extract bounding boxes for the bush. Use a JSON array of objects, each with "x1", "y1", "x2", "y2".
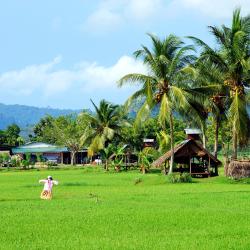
[
  {"x1": 11, "y1": 155, "x2": 22, "y2": 167},
  {"x1": 167, "y1": 173, "x2": 179, "y2": 183},
  {"x1": 36, "y1": 153, "x2": 44, "y2": 162},
  {"x1": 179, "y1": 173, "x2": 193, "y2": 183},
  {"x1": 47, "y1": 161, "x2": 58, "y2": 169},
  {"x1": 134, "y1": 177, "x2": 142, "y2": 185},
  {"x1": 21, "y1": 160, "x2": 29, "y2": 169},
  {"x1": 167, "y1": 173, "x2": 192, "y2": 183}
]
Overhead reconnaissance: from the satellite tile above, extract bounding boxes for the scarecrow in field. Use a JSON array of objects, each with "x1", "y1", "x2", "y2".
[{"x1": 39, "y1": 176, "x2": 58, "y2": 200}]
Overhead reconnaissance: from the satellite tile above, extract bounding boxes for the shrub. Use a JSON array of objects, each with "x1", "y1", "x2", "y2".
[
  {"x1": 21, "y1": 160, "x2": 29, "y2": 169},
  {"x1": 47, "y1": 161, "x2": 58, "y2": 169},
  {"x1": 167, "y1": 173, "x2": 192, "y2": 183},
  {"x1": 134, "y1": 177, "x2": 142, "y2": 185},
  {"x1": 36, "y1": 153, "x2": 43, "y2": 162},
  {"x1": 167, "y1": 173, "x2": 179, "y2": 183},
  {"x1": 179, "y1": 173, "x2": 193, "y2": 183}
]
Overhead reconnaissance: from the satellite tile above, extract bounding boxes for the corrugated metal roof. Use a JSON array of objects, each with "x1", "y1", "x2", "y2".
[
  {"x1": 184, "y1": 128, "x2": 202, "y2": 135},
  {"x1": 12, "y1": 146, "x2": 69, "y2": 154}
]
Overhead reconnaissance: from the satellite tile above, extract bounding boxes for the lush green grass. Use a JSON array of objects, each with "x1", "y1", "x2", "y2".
[{"x1": 1, "y1": 167, "x2": 250, "y2": 250}]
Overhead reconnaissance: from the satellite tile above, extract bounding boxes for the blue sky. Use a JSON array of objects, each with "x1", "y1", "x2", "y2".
[{"x1": 0, "y1": 0, "x2": 249, "y2": 110}]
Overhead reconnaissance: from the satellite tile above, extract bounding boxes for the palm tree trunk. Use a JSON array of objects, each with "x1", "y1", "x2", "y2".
[
  {"x1": 232, "y1": 131, "x2": 238, "y2": 159},
  {"x1": 105, "y1": 160, "x2": 109, "y2": 171},
  {"x1": 213, "y1": 116, "x2": 219, "y2": 158},
  {"x1": 201, "y1": 123, "x2": 206, "y2": 149},
  {"x1": 168, "y1": 111, "x2": 174, "y2": 175}
]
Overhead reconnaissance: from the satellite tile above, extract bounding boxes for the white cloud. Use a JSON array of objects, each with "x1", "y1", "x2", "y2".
[
  {"x1": 171, "y1": 0, "x2": 250, "y2": 19},
  {"x1": 84, "y1": 8, "x2": 123, "y2": 33},
  {"x1": 84, "y1": 0, "x2": 250, "y2": 33},
  {"x1": 83, "y1": 0, "x2": 164, "y2": 33},
  {"x1": 80, "y1": 55, "x2": 147, "y2": 92},
  {"x1": 0, "y1": 55, "x2": 147, "y2": 100}
]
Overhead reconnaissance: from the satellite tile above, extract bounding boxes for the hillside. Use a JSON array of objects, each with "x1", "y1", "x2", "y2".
[{"x1": 0, "y1": 103, "x2": 86, "y2": 130}]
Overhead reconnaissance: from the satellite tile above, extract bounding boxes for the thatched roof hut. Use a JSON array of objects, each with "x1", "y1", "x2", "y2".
[{"x1": 152, "y1": 139, "x2": 221, "y2": 176}]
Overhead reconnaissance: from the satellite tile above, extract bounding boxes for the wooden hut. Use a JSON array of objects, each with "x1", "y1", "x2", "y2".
[{"x1": 152, "y1": 139, "x2": 221, "y2": 177}]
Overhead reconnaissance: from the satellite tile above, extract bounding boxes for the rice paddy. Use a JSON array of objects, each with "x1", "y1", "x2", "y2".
[{"x1": 0, "y1": 167, "x2": 250, "y2": 250}]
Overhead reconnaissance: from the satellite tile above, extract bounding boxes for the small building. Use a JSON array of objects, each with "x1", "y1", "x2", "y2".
[
  {"x1": 12, "y1": 142, "x2": 88, "y2": 164},
  {"x1": 184, "y1": 128, "x2": 202, "y2": 141},
  {"x1": 143, "y1": 138, "x2": 155, "y2": 148},
  {"x1": 152, "y1": 137, "x2": 221, "y2": 177}
]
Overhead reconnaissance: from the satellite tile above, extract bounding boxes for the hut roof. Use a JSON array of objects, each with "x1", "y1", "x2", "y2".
[{"x1": 152, "y1": 139, "x2": 221, "y2": 167}]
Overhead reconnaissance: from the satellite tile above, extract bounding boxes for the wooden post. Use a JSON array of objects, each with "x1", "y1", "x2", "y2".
[
  {"x1": 189, "y1": 157, "x2": 192, "y2": 174},
  {"x1": 61, "y1": 152, "x2": 63, "y2": 164},
  {"x1": 208, "y1": 156, "x2": 211, "y2": 177}
]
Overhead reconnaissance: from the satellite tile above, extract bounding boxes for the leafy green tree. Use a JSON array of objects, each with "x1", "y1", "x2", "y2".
[
  {"x1": 138, "y1": 147, "x2": 158, "y2": 174},
  {"x1": 0, "y1": 130, "x2": 6, "y2": 144},
  {"x1": 189, "y1": 8, "x2": 250, "y2": 159},
  {"x1": 188, "y1": 58, "x2": 227, "y2": 157},
  {"x1": 80, "y1": 100, "x2": 128, "y2": 154},
  {"x1": 5, "y1": 124, "x2": 23, "y2": 146},
  {"x1": 118, "y1": 34, "x2": 200, "y2": 174},
  {"x1": 118, "y1": 117, "x2": 159, "y2": 151},
  {"x1": 99, "y1": 144, "x2": 116, "y2": 171},
  {"x1": 51, "y1": 116, "x2": 84, "y2": 165},
  {"x1": 30, "y1": 116, "x2": 56, "y2": 143}
]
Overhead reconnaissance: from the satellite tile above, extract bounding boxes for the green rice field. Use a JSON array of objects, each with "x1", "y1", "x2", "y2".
[{"x1": 1, "y1": 167, "x2": 250, "y2": 250}]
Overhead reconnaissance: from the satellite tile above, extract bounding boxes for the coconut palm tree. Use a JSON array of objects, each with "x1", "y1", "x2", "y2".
[
  {"x1": 189, "y1": 8, "x2": 250, "y2": 159},
  {"x1": 188, "y1": 59, "x2": 227, "y2": 157},
  {"x1": 118, "y1": 34, "x2": 201, "y2": 174},
  {"x1": 80, "y1": 99, "x2": 127, "y2": 154}
]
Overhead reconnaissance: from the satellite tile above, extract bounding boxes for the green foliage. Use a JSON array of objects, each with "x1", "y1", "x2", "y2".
[
  {"x1": 30, "y1": 116, "x2": 57, "y2": 143},
  {"x1": 43, "y1": 115, "x2": 85, "y2": 165},
  {"x1": 134, "y1": 177, "x2": 142, "y2": 185},
  {"x1": 47, "y1": 161, "x2": 58, "y2": 169},
  {"x1": 0, "y1": 124, "x2": 24, "y2": 146},
  {"x1": 189, "y1": 8, "x2": 250, "y2": 156},
  {"x1": 110, "y1": 145, "x2": 125, "y2": 172},
  {"x1": 36, "y1": 153, "x2": 43, "y2": 162},
  {"x1": 166, "y1": 173, "x2": 179, "y2": 183},
  {"x1": 167, "y1": 173, "x2": 193, "y2": 183},
  {"x1": 21, "y1": 160, "x2": 29, "y2": 169},
  {"x1": 10, "y1": 155, "x2": 21, "y2": 167},
  {"x1": 80, "y1": 100, "x2": 128, "y2": 154},
  {"x1": 138, "y1": 147, "x2": 159, "y2": 174},
  {"x1": 119, "y1": 117, "x2": 159, "y2": 151},
  {"x1": 0, "y1": 153, "x2": 10, "y2": 167},
  {"x1": 179, "y1": 173, "x2": 193, "y2": 183}
]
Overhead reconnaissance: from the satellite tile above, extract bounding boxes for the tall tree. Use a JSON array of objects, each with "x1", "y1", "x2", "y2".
[
  {"x1": 5, "y1": 124, "x2": 23, "y2": 146},
  {"x1": 189, "y1": 8, "x2": 250, "y2": 159},
  {"x1": 30, "y1": 116, "x2": 56, "y2": 143},
  {"x1": 80, "y1": 100, "x2": 127, "y2": 154},
  {"x1": 51, "y1": 116, "x2": 84, "y2": 165},
  {"x1": 188, "y1": 59, "x2": 227, "y2": 157},
  {"x1": 118, "y1": 34, "x2": 200, "y2": 174}
]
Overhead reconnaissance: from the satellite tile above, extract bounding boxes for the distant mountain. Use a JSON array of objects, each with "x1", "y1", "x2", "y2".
[{"x1": 0, "y1": 103, "x2": 89, "y2": 130}]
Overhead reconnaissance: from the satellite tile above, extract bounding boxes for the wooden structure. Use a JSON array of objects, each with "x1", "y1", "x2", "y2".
[{"x1": 152, "y1": 139, "x2": 221, "y2": 177}]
